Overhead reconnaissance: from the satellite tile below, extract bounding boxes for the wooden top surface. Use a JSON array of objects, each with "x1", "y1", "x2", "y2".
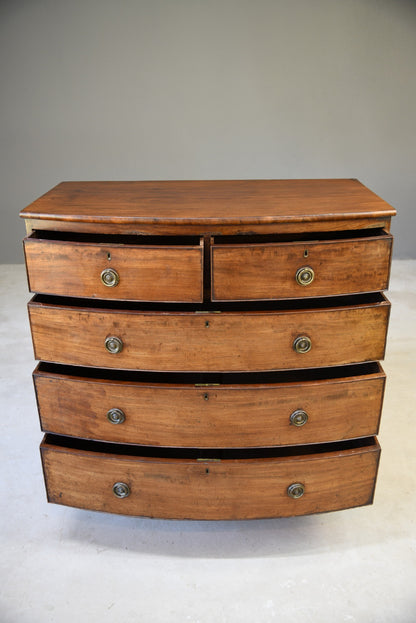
[{"x1": 20, "y1": 179, "x2": 395, "y2": 226}]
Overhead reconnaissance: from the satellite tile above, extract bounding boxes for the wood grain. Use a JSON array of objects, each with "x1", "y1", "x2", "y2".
[
  {"x1": 28, "y1": 296, "x2": 390, "y2": 372},
  {"x1": 212, "y1": 233, "x2": 393, "y2": 300},
  {"x1": 23, "y1": 216, "x2": 392, "y2": 236},
  {"x1": 40, "y1": 436, "x2": 381, "y2": 519},
  {"x1": 21, "y1": 179, "x2": 395, "y2": 520},
  {"x1": 24, "y1": 236, "x2": 203, "y2": 302},
  {"x1": 34, "y1": 366, "x2": 385, "y2": 447},
  {"x1": 20, "y1": 180, "x2": 396, "y2": 230}
]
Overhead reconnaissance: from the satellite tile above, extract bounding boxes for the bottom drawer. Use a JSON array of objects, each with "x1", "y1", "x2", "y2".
[{"x1": 41, "y1": 435, "x2": 380, "y2": 520}]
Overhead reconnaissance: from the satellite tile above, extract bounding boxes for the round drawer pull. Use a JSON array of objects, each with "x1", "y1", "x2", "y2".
[
  {"x1": 112, "y1": 482, "x2": 130, "y2": 498},
  {"x1": 101, "y1": 268, "x2": 119, "y2": 287},
  {"x1": 105, "y1": 336, "x2": 123, "y2": 354},
  {"x1": 107, "y1": 408, "x2": 125, "y2": 424},
  {"x1": 287, "y1": 483, "x2": 305, "y2": 499},
  {"x1": 296, "y1": 266, "x2": 314, "y2": 286},
  {"x1": 293, "y1": 335, "x2": 312, "y2": 354},
  {"x1": 290, "y1": 409, "x2": 308, "y2": 427},
  {"x1": 101, "y1": 268, "x2": 120, "y2": 288}
]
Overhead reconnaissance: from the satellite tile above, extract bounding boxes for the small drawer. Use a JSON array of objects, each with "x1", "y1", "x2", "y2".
[
  {"x1": 40, "y1": 435, "x2": 381, "y2": 519},
  {"x1": 211, "y1": 229, "x2": 393, "y2": 301},
  {"x1": 24, "y1": 232, "x2": 204, "y2": 302},
  {"x1": 28, "y1": 294, "x2": 390, "y2": 372},
  {"x1": 34, "y1": 363, "x2": 385, "y2": 447}
]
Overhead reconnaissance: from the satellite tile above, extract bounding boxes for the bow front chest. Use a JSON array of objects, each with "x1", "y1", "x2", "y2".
[{"x1": 21, "y1": 179, "x2": 395, "y2": 519}]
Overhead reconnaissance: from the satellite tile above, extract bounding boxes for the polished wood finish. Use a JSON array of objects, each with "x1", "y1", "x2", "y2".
[
  {"x1": 34, "y1": 365, "x2": 385, "y2": 447},
  {"x1": 24, "y1": 234, "x2": 203, "y2": 302},
  {"x1": 40, "y1": 436, "x2": 381, "y2": 520},
  {"x1": 20, "y1": 180, "x2": 396, "y2": 235},
  {"x1": 21, "y1": 179, "x2": 395, "y2": 519},
  {"x1": 212, "y1": 232, "x2": 393, "y2": 300},
  {"x1": 24, "y1": 216, "x2": 392, "y2": 236},
  {"x1": 28, "y1": 296, "x2": 390, "y2": 372}
]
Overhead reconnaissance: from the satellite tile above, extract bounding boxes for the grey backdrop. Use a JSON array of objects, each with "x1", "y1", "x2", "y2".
[{"x1": 1, "y1": 0, "x2": 415, "y2": 262}]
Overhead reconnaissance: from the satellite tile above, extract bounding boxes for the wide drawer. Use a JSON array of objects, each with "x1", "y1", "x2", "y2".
[
  {"x1": 28, "y1": 294, "x2": 390, "y2": 372},
  {"x1": 211, "y1": 229, "x2": 393, "y2": 301},
  {"x1": 24, "y1": 232, "x2": 204, "y2": 302},
  {"x1": 34, "y1": 363, "x2": 385, "y2": 447},
  {"x1": 40, "y1": 435, "x2": 381, "y2": 519}
]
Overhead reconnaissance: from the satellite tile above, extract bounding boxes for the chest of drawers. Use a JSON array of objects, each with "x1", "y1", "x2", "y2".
[{"x1": 21, "y1": 179, "x2": 395, "y2": 520}]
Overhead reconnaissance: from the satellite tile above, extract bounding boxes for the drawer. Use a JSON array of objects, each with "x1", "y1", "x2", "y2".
[
  {"x1": 40, "y1": 435, "x2": 381, "y2": 519},
  {"x1": 34, "y1": 363, "x2": 385, "y2": 447},
  {"x1": 24, "y1": 232, "x2": 204, "y2": 302},
  {"x1": 211, "y1": 229, "x2": 393, "y2": 301},
  {"x1": 28, "y1": 294, "x2": 390, "y2": 372}
]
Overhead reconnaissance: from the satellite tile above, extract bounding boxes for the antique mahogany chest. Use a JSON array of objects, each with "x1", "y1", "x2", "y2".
[{"x1": 21, "y1": 179, "x2": 395, "y2": 519}]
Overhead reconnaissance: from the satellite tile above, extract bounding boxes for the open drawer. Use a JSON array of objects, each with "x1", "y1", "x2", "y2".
[
  {"x1": 24, "y1": 231, "x2": 204, "y2": 302},
  {"x1": 211, "y1": 229, "x2": 393, "y2": 301},
  {"x1": 28, "y1": 293, "x2": 391, "y2": 372},
  {"x1": 40, "y1": 435, "x2": 381, "y2": 520},
  {"x1": 34, "y1": 362, "x2": 386, "y2": 448}
]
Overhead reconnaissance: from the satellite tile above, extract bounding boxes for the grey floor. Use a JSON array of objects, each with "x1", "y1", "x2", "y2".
[{"x1": 1, "y1": 261, "x2": 415, "y2": 623}]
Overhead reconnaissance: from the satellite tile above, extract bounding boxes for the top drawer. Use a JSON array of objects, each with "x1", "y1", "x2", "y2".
[
  {"x1": 24, "y1": 232, "x2": 204, "y2": 303},
  {"x1": 211, "y1": 229, "x2": 392, "y2": 301}
]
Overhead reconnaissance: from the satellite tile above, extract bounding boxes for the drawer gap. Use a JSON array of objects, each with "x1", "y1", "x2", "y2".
[
  {"x1": 35, "y1": 361, "x2": 383, "y2": 385},
  {"x1": 214, "y1": 228, "x2": 388, "y2": 245},
  {"x1": 31, "y1": 291, "x2": 386, "y2": 311},
  {"x1": 42, "y1": 433, "x2": 378, "y2": 459},
  {"x1": 29, "y1": 231, "x2": 203, "y2": 246}
]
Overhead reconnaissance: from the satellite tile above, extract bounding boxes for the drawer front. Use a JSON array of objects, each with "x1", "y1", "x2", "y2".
[
  {"x1": 35, "y1": 367, "x2": 385, "y2": 447},
  {"x1": 29, "y1": 297, "x2": 390, "y2": 372},
  {"x1": 24, "y1": 236, "x2": 203, "y2": 302},
  {"x1": 41, "y1": 437, "x2": 380, "y2": 520},
  {"x1": 211, "y1": 233, "x2": 392, "y2": 301}
]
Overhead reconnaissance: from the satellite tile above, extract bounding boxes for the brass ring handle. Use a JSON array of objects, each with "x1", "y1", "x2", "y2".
[
  {"x1": 101, "y1": 268, "x2": 119, "y2": 287},
  {"x1": 105, "y1": 336, "x2": 123, "y2": 354},
  {"x1": 293, "y1": 335, "x2": 312, "y2": 354},
  {"x1": 107, "y1": 408, "x2": 125, "y2": 424},
  {"x1": 287, "y1": 483, "x2": 305, "y2": 499},
  {"x1": 290, "y1": 409, "x2": 308, "y2": 427},
  {"x1": 296, "y1": 266, "x2": 314, "y2": 286},
  {"x1": 112, "y1": 482, "x2": 130, "y2": 498}
]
